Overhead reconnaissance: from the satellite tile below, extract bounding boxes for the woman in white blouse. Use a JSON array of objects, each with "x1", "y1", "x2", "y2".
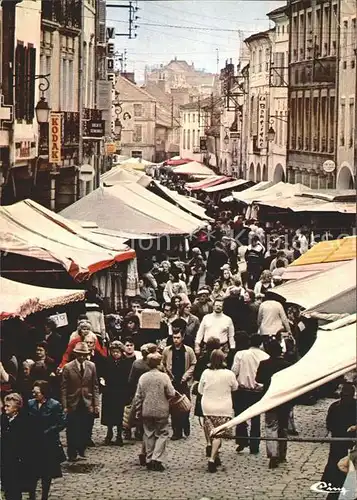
[{"x1": 198, "y1": 349, "x2": 238, "y2": 473}]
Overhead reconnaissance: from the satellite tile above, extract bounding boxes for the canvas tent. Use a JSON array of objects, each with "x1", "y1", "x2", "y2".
[
  {"x1": 231, "y1": 181, "x2": 273, "y2": 202},
  {"x1": 101, "y1": 166, "x2": 152, "y2": 187},
  {"x1": 172, "y1": 161, "x2": 215, "y2": 177},
  {"x1": 203, "y1": 178, "x2": 251, "y2": 193},
  {"x1": 185, "y1": 176, "x2": 230, "y2": 191},
  {"x1": 282, "y1": 236, "x2": 357, "y2": 280},
  {"x1": 61, "y1": 184, "x2": 205, "y2": 236},
  {"x1": 0, "y1": 277, "x2": 85, "y2": 320},
  {"x1": 0, "y1": 201, "x2": 135, "y2": 281},
  {"x1": 153, "y1": 182, "x2": 212, "y2": 221},
  {"x1": 214, "y1": 315, "x2": 357, "y2": 435},
  {"x1": 237, "y1": 182, "x2": 311, "y2": 205},
  {"x1": 118, "y1": 158, "x2": 153, "y2": 171},
  {"x1": 272, "y1": 259, "x2": 356, "y2": 315}
]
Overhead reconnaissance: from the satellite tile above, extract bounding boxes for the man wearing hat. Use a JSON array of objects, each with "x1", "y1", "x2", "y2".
[
  {"x1": 61, "y1": 342, "x2": 100, "y2": 461},
  {"x1": 191, "y1": 289, "x2": 213, "y2": 322}
]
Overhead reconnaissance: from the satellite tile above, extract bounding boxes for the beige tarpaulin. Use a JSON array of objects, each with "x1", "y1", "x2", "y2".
[{"x1": 213, "y1": 315, "x2": 357, "y2": 435}]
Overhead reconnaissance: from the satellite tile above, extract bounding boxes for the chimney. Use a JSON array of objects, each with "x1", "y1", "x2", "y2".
[
  {"x1": 121, "y1": 72, "x2": 136, "y2": 84},
  {"x1": 157, "y1": 79, "x2": 166, "y2": 92}
]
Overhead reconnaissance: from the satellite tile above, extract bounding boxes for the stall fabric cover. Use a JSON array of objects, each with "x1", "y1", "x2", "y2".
[
  {"x1": 203, "y1": 178, "x2": 251, "y2": 193},
  {"x1": 185, "y1": 176, "x2": 230, "y2": 191},
  {"x1": 272, "y1": 259, "x2": 356, "y2": 314},
  {"x1": 60, "y1": 185, "x2": 202, "y2": 236},
  {"x1": 101, "y1": 166, "x2": 152, "y2": 188},
  {"x1": 153, "y1": 182, "x2": 212, "y2": 221},
  {"x1": 118, "y1": 158, "x2": 154, "y2": 170},
  {"x1": 213, "y1": 315, "x2": 357, "y2": 435},
  {"x1": 0, "y1": 205, "x2": 135, "y2": 281},
  {"x1": 20, "y1": 200, "x2": 135, "y2": 253},
  {"x1": 238, "y1": 182, "x2": 311, "y2": 205},
  {"x1": 256, "y1": 195, "x2": 356, "y2": 213},
  {"x1": 281, "y1": 261, "x2": 347, "y2": 281},
  {"x1": 0, "y1": 277, "x2": 85, "y2": 320},
  {"x1": 173, "y1": 161, "x2": 216, "y2": 177},
  {"x1": 231, "y1": 181, "x2": 274, "y2": 202},
  {"x1": 165, "y1": 158, "x2": 193, "y2": 166},
  {"x1": 291, "y1": 236, "x2": 357, "y2": 267}
]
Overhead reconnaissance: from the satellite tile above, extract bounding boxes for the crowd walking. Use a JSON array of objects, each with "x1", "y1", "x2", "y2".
[{"x1": 1, "y1": 207, "x2": 356, "y2": 498}]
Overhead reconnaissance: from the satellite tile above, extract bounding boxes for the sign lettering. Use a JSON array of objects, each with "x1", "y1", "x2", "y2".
[
  {"x1": 258, "y1": 95, "x2": 267, "y2": 150},
  {"x1": 106, "y1": 27, "x2": 115, "y2": 40},
  {"x1": 49, "y1": 113, "x2": 62, "y2": 164}
]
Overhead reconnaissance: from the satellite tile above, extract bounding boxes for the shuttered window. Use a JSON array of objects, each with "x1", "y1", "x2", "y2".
[
  {"x1": 15, "y1": 42, "x2": 36, "y2": 121},
  {"x1": 15, "y1": 42, "x2": 25, "y2": 119}
]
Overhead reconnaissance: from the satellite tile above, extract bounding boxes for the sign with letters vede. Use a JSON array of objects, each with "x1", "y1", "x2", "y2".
[
  {"x1": 88, "y1": 120, "x2": 105, "y2": 137},
  {"x1": 49, "y1": 113, "x2": 62, "y2": 164}
]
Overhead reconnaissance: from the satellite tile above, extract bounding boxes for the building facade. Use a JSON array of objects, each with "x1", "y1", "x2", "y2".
[
  {"x1": 287, "y1": 0, "x2": 339, "y2": 188},
  {"x1": 0, "y1": 0, "x2": 111, "y2": 211},
  {"x1": 244, "y1": 30, "x2": 273, "y2": 183},
  {"x1": 336, "y1": 0, "x2": 356, "y2": 189},
  {"x1": 179, "y1": 101, "x2": 206, "y2": 162},
  {"x1": 267, "y1": 6, "x2": 289, "y2": 183},
  {"x1": 115, "y1": 74, "x2": 156, "y2": 162}
]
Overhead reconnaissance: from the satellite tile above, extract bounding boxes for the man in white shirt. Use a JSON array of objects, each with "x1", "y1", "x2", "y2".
[
  {"x1": 231, "y1": 334, "x2": 269, "y2": 454},
  {"x1": 257, "y1": 295, "x2": 291, "y2": 337},
  {"x1": 195, "y1": 298, "x2": 235, "y2": 356}
]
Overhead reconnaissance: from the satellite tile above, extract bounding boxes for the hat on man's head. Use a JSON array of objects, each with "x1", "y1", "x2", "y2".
[
  {"x1": 197, "y1": 288, "x2": 210, "y2": 296},
  {"x1": 73, "y1": 342, "x2": 90, "y2": 355}
]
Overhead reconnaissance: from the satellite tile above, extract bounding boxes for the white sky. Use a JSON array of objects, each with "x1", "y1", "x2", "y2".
[{"x1": 107, "y1": 0, "x2": 284, "y2": 82}]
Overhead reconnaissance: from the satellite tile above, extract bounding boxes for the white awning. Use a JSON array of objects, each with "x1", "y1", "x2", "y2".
[
  {"x1": 272, "y1": 259, "x2": 356, "y2": 314},
  {"x1": 213, "y1": 315, "x2": 357, "y2": 435},
  {"x1": 203, "y1": 179, "x2": 251, "y2": 193}
]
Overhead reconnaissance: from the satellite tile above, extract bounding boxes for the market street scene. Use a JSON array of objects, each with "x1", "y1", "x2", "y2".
[{"x1": 0, "y1": 0, "x2": 356, "y2": 500}]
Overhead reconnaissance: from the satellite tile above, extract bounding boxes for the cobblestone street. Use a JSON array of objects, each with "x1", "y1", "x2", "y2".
[{"x1": 48, "y1": 399, "x2": 334, "y2": 500}]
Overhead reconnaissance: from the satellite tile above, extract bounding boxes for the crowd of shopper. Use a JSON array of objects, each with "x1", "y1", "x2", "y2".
[{"x1": 1, "y1": 206, "x2": 355, "y2": 498}]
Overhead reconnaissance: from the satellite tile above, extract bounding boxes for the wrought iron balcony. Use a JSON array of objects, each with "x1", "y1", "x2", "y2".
[{"x1": 42, "y1": 0, "x2": 81, "y2": 29}]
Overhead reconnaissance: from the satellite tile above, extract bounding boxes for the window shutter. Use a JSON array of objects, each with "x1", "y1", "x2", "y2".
[
  {"x1": 27, "y1": 46, "x2": 36, "y2": 121},
  {"x1": 15, "y1": 42, "x2": 26, "y2": 119}
]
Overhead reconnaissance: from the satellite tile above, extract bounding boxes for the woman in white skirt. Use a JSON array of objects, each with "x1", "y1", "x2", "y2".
[{"x1": 198, "y1": 349, "x2": 238, "y2": 472}]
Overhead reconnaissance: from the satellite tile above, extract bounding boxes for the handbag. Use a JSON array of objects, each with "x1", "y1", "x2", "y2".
[
  {"x1": 123, "y1": 404, "x2": 140, "y2": 429},
  {"x1": 169, "y1": 390, "x2": 192, "y2": 414}
]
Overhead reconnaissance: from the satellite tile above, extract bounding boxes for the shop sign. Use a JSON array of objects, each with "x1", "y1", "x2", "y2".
[
  {"x1": 49, "y1": 113, "x2": 62, "y2": 164},
  {"x1": 323, "y1": 160, "x2": 336, "y2": 173},
  {"x1": 15, "y1": 140, "x2": 36, "y2": 161},
  {"x1": 258, "y1": 95, "x2": 267, "y2": 149},
  {"x1": 48, "y1": 312, "x2": 68, "y2": 328},
  {"x1": 107, "y1": 27, "x2": 115, "y2": 83},
  {"x1": 88, "y1": 120, "x2": 105, "y2": 137}
]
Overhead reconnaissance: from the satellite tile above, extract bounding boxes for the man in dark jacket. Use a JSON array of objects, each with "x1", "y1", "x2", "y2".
[
  {"x1": 206, "y1": 241, "x2": 228, "y2": 286},
  {"x1": 43, "y1": 319, "x2": 65, "y2": 367},
  {"x1": 256, "y1": 339, "x2": 291, "y2": 469},
  {"x1": 245, "y1": 235, "x2": 265, "y2": 288}
]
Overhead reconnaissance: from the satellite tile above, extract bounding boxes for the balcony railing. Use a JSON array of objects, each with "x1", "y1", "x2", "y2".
[
  {"x1": 42, "y1": 0, "x2": 81, "y2": 29},
  {"x1": 313, "y1": 137, "x2": 318, "y2": 151},
  {"x1": 321, "y1": 137, "x2": 327, "y2": 152},
  {"x1": 297, "y1": 136, "x2": 303, "y2": 149},
  {"x1": 329, "y1": 137, "x2": 335, "y2": 153}
]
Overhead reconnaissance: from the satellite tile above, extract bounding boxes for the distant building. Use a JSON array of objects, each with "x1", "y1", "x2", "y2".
[
  {"x1": 145, "y1": 57, "x2": 218, "y2": 97},
  {"x1": 116, "y1": 74, "x2": 179, "y2": 162}
]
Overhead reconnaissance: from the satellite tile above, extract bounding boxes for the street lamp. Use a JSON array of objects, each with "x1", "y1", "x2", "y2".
[
  {"x1": 35, "y1": 96, "x2": 51, "y2": 124},
  {"x1": 224, "y1": 132, "x2": 230, "y2": 145},
  {"x1": 114, "y1": 117, "x2": 122, "y2": 137},
  {"x1": 267, "y1": 126, "x2": 276, "y2": 143}
]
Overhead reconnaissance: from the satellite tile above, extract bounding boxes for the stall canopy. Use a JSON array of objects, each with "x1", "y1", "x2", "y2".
[
  {"x1": 153, "y1": 182, "x2": 212, "y2": 221},
  {"x1": 281, "y1": 236, "x2": 357, "y2": 281},
  {"x1": 214, "y1": 315, "x2": 357, "y2": 435},
  {"x1": 118, "y1": 158, "x2": 153, "y2": 170},
  {"x1": 101, "y1": 166, "x2": 152, "y2": 187},
  {"x1": 172, "y1": 161, "x2": 216, "y2": 177},
  {"x1": 165, "y1": 158, "x2": 192, "y2": 167},
  {"x1": 272, "y1": 259, "x2": 356, "y2": 314},
  {"x1": 203, "y1": 178, "x2": 252, "y2": 193},
  {"x1": 238, "y1": 182, "x2": 311, "y2": 205},
  {"x1": 231, "y1": 181, "x2": 273, "y2": 202},
  {"x1": 0, "y1": 277, "x2": 85, "y2": 320},
  {"x1": 61, "y1": 184, "x2": 205, "y2": 236},
  {"x1": 292, "y1": 236, "x2": 357, "y2": 266},
  {"x1": 186, "y1": 176, "x2": 231, "y2": 191},
  {"x1": 0, "y1": 201, "x2": 136, "y2": 281}
]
